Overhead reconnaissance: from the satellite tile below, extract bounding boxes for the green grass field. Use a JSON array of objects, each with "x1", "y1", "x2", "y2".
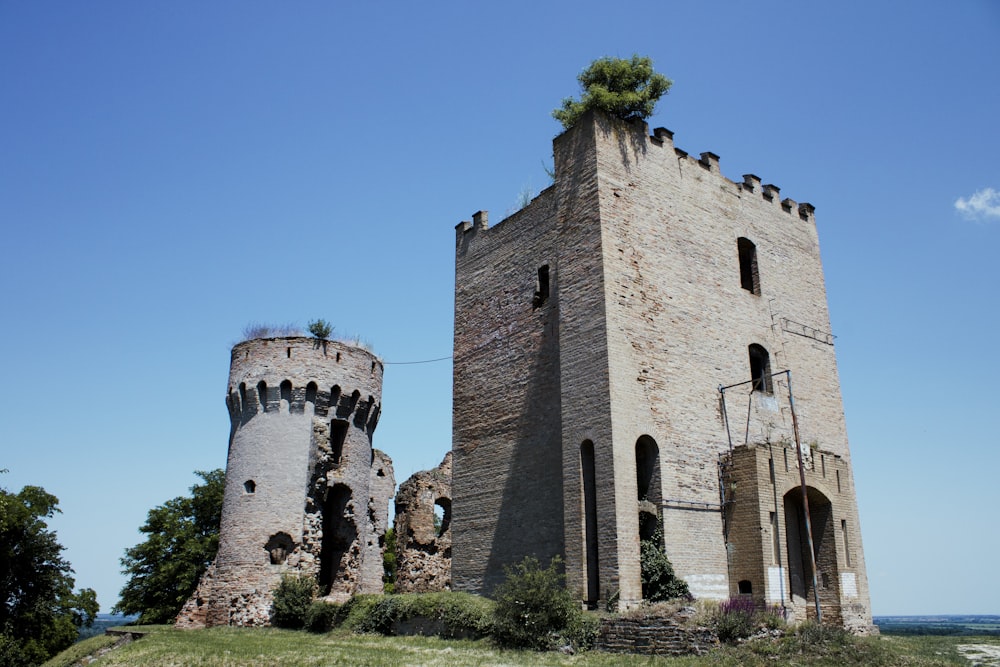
[{"x1": 43, "y1": 625, "x2": 1000, "y2": 667}]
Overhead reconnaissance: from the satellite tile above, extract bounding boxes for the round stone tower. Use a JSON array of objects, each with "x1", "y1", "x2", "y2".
[{"x1": 188, "y1": 336, "x2": 394, "y2": 627}]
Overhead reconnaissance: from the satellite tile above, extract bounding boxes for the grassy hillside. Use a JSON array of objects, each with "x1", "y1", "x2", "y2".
[{"x1": 44, "y1": 625, "x2": 1000, "y2": 666}]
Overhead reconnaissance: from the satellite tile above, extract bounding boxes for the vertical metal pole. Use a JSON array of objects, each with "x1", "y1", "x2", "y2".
[
  {"x1": 787, "y1": 370, "x2": 822, "y2": 624},
  {"x1": 719, "y1": 386, "x2": 733, "y2": 452},
  {"x1": 744, "y1": 387, "x2": 753, "y2": 445}
]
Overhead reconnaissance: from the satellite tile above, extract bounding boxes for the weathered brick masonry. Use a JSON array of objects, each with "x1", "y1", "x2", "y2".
[
  {"x1": 176, "y1": 337, "x2": 394, "y2": 627},
  {"x1": 452, "y1": 110, "x2": 872, "y2": 630},
  {"x1": 393, "y1": 452, "x2": 452, "y2": 593}
]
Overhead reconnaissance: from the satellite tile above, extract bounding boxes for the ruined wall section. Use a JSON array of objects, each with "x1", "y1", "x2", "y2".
[
  {"x1": 452, "y1": 189, "x2": 566, "y2": 595},
  {"x1": 188, "y1": 337, "x2": 390, "y2": 627},
  {"x1": 393, "y1": 452, "x2": 452, "y2": 592}
]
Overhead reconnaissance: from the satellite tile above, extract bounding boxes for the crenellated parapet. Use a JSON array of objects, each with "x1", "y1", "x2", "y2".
[
  {"x1": 227, "y1": 336, "x2": 382, "y2": 418},
  {"x1": 647, "y1": 121, "x2": 817, "y2": 224}
]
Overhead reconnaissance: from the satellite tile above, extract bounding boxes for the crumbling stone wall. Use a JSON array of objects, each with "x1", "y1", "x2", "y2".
[
  {"x1": 176, "y1": 337, "x2": 394, "y2": 628},
  {"x1": 595, "y1": 612, "x2": 718, "y2": 656},
  {"x1": 393, "y1": 452, "x2": 452, "y2": 592}
]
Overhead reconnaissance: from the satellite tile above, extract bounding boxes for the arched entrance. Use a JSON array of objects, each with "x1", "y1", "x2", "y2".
[
  {"x1": 319, "y1": 484, "x2": 357, "y2": 595},
  {"x1": 783, "y1": 486, "x2": 840, "y2": 622}
]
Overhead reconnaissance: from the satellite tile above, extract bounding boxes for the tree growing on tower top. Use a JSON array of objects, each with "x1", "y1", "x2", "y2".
[{"x1": 553, "y1": 55, "x2": 672, "y2": 130}]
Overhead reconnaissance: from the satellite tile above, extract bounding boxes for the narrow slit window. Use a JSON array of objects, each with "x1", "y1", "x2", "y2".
[
  {"x1": 738, "y1": 237, "x2": 760, "y2": 295},
  {"x1": 842, "y1": 519, "x2": 852, "y2": 566},
  {"x1": 533, "y1": 265, "x2": 550, "y2": 308},
  {"x1": 748, "y1": 344, "x2": 773, "y2": 394},
  {"x1": 770, "y1": 511, "x2": 780, "y2": 564}
]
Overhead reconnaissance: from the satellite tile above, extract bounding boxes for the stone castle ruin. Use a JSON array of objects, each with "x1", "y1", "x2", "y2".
[
  {"x1": 451, "y1": 110, "x2": 872, "y2": 631},
  {"x1": 182, "y1": 108, "x2": 872, "y2": 633},
  {"x1": 178, "y1": 337, "x2": 396, "y2": 627}
]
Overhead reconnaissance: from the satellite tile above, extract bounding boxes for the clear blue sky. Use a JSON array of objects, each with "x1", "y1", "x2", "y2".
[{"x1": 2, "y1": 1, "x2": 997, "y2": 616}]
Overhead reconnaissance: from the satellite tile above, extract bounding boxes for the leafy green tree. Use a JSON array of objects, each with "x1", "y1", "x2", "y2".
[
  {"x1": 307, "y1": 318, "x2": 333, "y2": 340},
  {"x1": 553, "y1": 55, "x2": 672, "y2": 130},
  {"x1": 0, "y1": 478, "x2": 99, "y2": 666},
  {"x1": 114, "y1": 469, "x2": 224, "y2": 624},
  {"x1": 382, "y1": 527, "x2": 397, "y2": 593}
]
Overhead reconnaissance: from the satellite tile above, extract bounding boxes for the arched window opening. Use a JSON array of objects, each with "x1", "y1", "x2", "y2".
[
  {"x1": 305, "y1": 382, "x2": 317, "y2": 411},
  {"x1": 330, "y1": 420, "x2": 349, "y2": 466},
  {"x1": 330, "y1": 385, "x2": 342, "y2": 413},
  {"x1": 243, "y1": 480, "x2": 256, "y2": 494},
  {"x1": 580, "y1": 440, "x2": 599, "y2": 606},
  {"x1": 635, "y1": 436, "x2": 661, "y2": 502},
  {"x1": 738, "y1": 579, "x2": 753, "y2": 595},
  {"x1": 434, "y1": 498, "x2": 452, "y2": 537},
  {"x1": 738, "y1": 237, "x2": 760, "y2": 295},
  {"x1": 748, "y1": 344, "x2": 773, "y2": 394},
  {"x1": 239, "y1": 383, "x2": 248, "y2": 416},
  {"x1": 257, "y1": 381, "x2": 269, "y2": 412},
  {"x1": 280, "y1": 380, "x2": 292, "y2": 411},
  {"x1": 533, "y1": 264, "x2": 550, "y2": 308}
]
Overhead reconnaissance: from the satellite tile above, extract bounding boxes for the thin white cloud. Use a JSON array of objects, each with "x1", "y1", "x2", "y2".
[{"x1": 955, "y1": 187, "x2": 1000, "y2": 221}]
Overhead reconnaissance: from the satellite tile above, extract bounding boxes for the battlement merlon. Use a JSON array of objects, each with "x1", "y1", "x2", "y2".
[
  {"x1": 455, "y1": 111, "x2": 818, "y2": 247},
  {"x1": 552, "y1": 110, "x2": 818, "y2": 224},
  {"x1": 454, "y1": 210, "x2": 489, "y2": 245}
]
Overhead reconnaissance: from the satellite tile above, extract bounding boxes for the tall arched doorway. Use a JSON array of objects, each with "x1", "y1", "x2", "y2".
[
  {"x1": 783, "y1": 486, "x2": 840, "y2": 622},
  {"x1": 580, "y1": 440, "x2": 599, "y2": 607}
]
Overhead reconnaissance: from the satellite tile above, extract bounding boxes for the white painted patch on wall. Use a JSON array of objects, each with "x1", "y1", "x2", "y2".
[
  {"x1": 767, "y1": 566, "x2": 787, "y2": 602},
  {"x1": 757, "y1": 395, "x2": 779, "y2": 412},
  {"x1": 686, "y1": 573, "x2": 728, "y2": 599},
  {"x1": 841, "y1": 572, "x2": 858, "y2": 598}
]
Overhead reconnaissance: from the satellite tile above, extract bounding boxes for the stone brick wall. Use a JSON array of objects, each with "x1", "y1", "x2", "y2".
[
  {"x1": 178, "y1": 337, "x2": 393, "y2": 628},
  {"x1": 452, "y1": 199, "x2": 566, "y2": 596},
  {"x1": 452, "y1": 110, "x2": 871, "y2": 628},
  {"x1": 595, "y1": 614, "x2": 718, "y2": 656}
]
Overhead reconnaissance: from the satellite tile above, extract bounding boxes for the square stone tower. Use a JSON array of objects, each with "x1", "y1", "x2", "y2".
[{"x1": 452, "y1": 110, "x2": 872, "y2": 631}]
